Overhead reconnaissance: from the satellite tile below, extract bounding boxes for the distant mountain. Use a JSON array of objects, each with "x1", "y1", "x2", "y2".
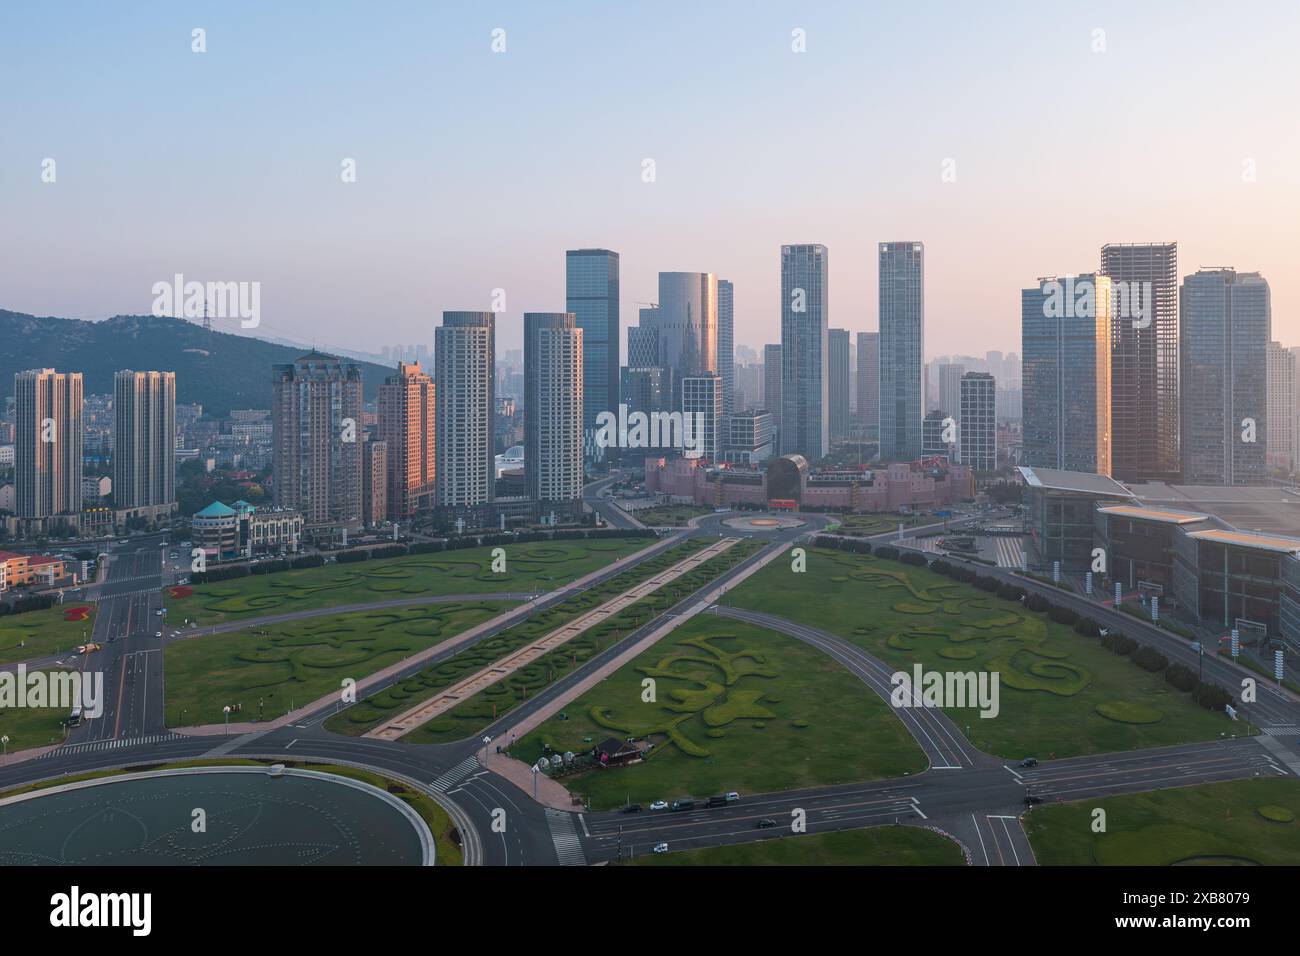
[{"x1": 0, "y1": 310, "x2": 396, "y2": 417}]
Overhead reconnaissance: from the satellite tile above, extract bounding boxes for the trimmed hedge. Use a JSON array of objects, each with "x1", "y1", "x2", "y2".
[
  {"x1": 1132, "y1": 646, "x2": 1169, "y2": 672},
  {"x1": 0, "y1": 594, "x2": 57, "y2": 617}
]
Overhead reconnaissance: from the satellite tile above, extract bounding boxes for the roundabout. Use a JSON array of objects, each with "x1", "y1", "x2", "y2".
[{"x1": 721, "y1": 513, "x2": 807, "y2": 532}]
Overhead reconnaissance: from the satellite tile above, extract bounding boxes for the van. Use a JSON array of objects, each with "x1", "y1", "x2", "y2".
[
  {"x1": 67, "y1": 706, "x2": 82, "y2": 727},
  {"x1": 670, "y1": 799, "x2": 695, "y2": 812}
]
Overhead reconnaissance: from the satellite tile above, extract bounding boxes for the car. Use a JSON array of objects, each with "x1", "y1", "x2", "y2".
[
  {"x1": 1023, "y1": 794, "x2": 1043, "y2": 806},
  {"x1": 670, "y1": 798, "x2": 695, "y2": 812},
  {"x1": 756, "y1": 818, "x2": 778, "y2": 829},
  {"x1": 75, "y1": 643, "x2": 100, "y2": 654},
  {"x1": 155, "y1": 631, "x2": 163, "y2": 638},
  {"x1": 725, "y1": 791, "x2": 740, "y2": 802},
  {"x1": 707, "y1": 795, "x2": 728, "y2": 808},
  {"x1": 652, "y1": 843, "x2": 669, "y2": 854},
  {"x1": 648, "y1": 800, "x2": 668, "y2": 811},
  {"x1": 1019, "y1": 757, "x2": 1038, "y2": 768},
  {"x1": 621, "y1": 803, "x2": 642, "y2": 814},
  {"x1": 154, "y1": 609, "x2": 164, "y2": 616}
]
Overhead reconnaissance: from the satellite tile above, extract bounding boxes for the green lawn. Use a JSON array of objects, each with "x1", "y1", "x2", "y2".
[
  {"x1": 400, "y1": 539, "x2": 767, "y2": 746},
  {"x1": 725, "y1": 548, "x2": 1241, "y2": 759},
  {"x1": 1026, "y1": 777, "x2": 1300, "y2": 865},
  {"x1": 516, "y1": 615, "x2": 926, "y2": 809},
  {"x1": 0, "y1": 668, "x2": 71, "y2": 753},
  {"x1": 325, "y1": 538, "x2": 716, "y2": 738},
  {"x1": 0, "y1": 605, "x2": 98, "y2": 666},
  {"x1": 826, "y1": 512, "x2": 933, "y2": 537},
  {"x1": 632, "y1": 504, "x2": 713, "y2": 527},
  {"x1": 168, "y1": 536, "x2": 656, "y2": 627},
  {"x1": 631, "y1": 825, "x2": 964, "y2": 866},
  {"x1": 163, "y1": 600, "x2": 512, "y2": 727}
]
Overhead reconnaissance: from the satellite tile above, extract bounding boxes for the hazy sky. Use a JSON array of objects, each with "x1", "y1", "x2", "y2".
[{"x1": 3, "y1": 1, "x2": 1298, "y2": 361}]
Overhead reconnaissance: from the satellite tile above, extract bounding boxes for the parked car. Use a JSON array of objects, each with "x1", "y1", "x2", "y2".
[
  {"x1": 756, "y1": 818, "x2": 778, "y2": 829},
  {"x1": 652, "y1": 842, "x2": 669, "y2": 854},
  {"x1": 707, "y1": 795, "x2": 728, "y2": 808},
  {"x1": 621, "y1": 803, "x2": 642, "y2": 814},
  {"x1": 670, "y1": 799, "x2": 695, "y2": 812},
  {"x1": 725, "y1": 791, "x2": 740, "y2": 802},
  {"x1": 648, "y1": 800, "x2": 668, "y2": 811},
  {"x1": 1020, "y1": 757, "x2": 1038, "y2": 768}
]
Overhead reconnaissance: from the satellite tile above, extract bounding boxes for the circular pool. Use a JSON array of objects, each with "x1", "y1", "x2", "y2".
[{"x1": 0, "y1": 766, "x2": 432, "y2": 866}]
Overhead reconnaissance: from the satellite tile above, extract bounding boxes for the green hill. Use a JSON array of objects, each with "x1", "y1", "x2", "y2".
[{"x1": 0, "y1": 310, "x2": 395, "y2": 417}]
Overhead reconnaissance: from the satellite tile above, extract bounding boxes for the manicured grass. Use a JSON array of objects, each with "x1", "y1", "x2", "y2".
[
  {"x1": 516, "y1": 616, "x2": 926, "y2": 810},
  {"x1": 726, "y1": 548, "x2": 1241, "y2": 759},
  {"x1": 169, "y1": 537, "x2": 656, "y2": 627},
  {"x1": 631, "y1": 825, "x2": 964, "y2": 866},
  {"x1": 1025, "y1": 777, "x2": 1300, "y2": 866},
  {"x1": 401, "y1": 539, "x2": 768, "y2": 746},
  {"x1": 0, "y1": 605, "x2": 98, "y2": 666},
  {"x1": 0, "y1": 757, "x2": 463, "y2": 865},
  {"x1": 828, "y1": 512, "x2": 933, "y2": 537},
  {"x1": 163, "y1": 601, "x2": 512, "y2": 727},
  {"x1": 632, "y1": 504, "x2": 712, "y2": 527},
  {"x1": 0, "y1": 668, "x2": 71, "y2": 752},
  {"x1": 325, "y1": 538, "x2": 716, "y2": 738}
]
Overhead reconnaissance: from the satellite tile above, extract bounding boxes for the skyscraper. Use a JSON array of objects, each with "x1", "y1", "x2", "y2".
[
  {"x1": 1021, "y1": 276, "x2": 1113, "y2": 475},
  {"x1": 1179, "y1": 268, "x2": 1269, "y2": 485},
  {"x1": 362, "y1": 438, "x2": 388, "y2": 528},
  {"x1": 524, "y1": 312, "x2": 584, "y2": 504},
  {"x1": 435, "y1": 312, "x2": 496, "y2": 508},
  {"x1": 780, "y1": 244, "x2": 829, "y2": 459},
  {"x1": 856, "y1": 332, "x2": 879, "y2": 440},
  {"x1": 828, "y1": 328, "x2": 851, "y2": 442},
  {"x1": 1100, "y1": 242, "x2": 1179, "y2": 482},
  {"x1": 763, "y1": 343, "x2": 782, "y2": 444},
  {"x1": 566, "y1": 249, "x2": 619, "y2": 450},
  {"x1": 14, "y1": 368, "x2": 82, "y2": 520},
  {"x1": 879, "y1": 242, "x2": 924, "y2": 462},
  {"x1": 1267, "y1": 342, "x2": 1294, "y2": 474},
  {"x1": 718, "y1": 279, "x2": 735, "y2": 414},
  {"x1": 958, "y1": 372, "x2": 996, "y2": 471},
  {"x1": 113, "y1": 370, "x2": 176, "y2": 510},
  {"x1": 272, "y1": 353, "x2": 364, "y2": 531},
  {"x1": 656, "y1": 271, "x2": 718, "y2": 387},
  {"x1": 377, "y1": 361, "x2": 435, "y2": 521},
  {"x1": 937, "y1": 362, "x2": 966, "y2": 419},
  {"x1": 681, "y1": 373, "x2": 723, "y2": 461}
]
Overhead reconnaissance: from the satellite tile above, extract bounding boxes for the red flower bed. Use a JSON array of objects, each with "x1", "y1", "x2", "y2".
[
  {"x1": 63, "y1": 606, "x2": 91, "y2": 622},
  {"x1": 169, "y1": 585, "x2": 193, "y2": 600}
]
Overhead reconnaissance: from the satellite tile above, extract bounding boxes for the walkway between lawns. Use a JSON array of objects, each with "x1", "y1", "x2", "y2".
[{"x1": 367, "y1": 537, "x2": 743, "y2": 741}]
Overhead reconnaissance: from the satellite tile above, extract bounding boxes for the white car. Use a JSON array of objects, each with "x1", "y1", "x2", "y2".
[
  {"x1": 652, "y1": 842, "x2": 669, "y2": 854},
  {"x1": 155, "y1": 631, "x2": 163, "y2": 638},
  {"x1": 648, "y1": 800, "x2": 668, "y2": 811}
]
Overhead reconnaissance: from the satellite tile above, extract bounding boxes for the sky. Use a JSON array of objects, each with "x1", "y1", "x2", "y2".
[{"x1": 2, "y1": 0, "x2": 1299, "y2": 361}]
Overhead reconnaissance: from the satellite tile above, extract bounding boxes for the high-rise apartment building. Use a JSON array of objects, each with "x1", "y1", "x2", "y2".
[
  {"x1": 1267, "y1": 342, "x2": 1294, "y2": 474},
  {"x1": 879, "y1": 242, "x2": 925, "y2": 461},
  {"x1": 377, "y1": 361, "x2": 435, "y2": 521},
  {"x1": 718, "y1": 279, "x2": 735, "y2": 415},
  {"x1": 362, "y1": 439, "x2": 388, "y2": 528},
  {"x1": 1100, "y1": 242, "x2": 1180, "y2": 482},
  {"x1": 763, "y1": 344, "x2": 783, "y2": 437},
  {"x1": 1180, "y1": 268, "x2": 1270, "y2": 485},
  {"x1": 435, "y1": 312, "x2": 496, "y2": 508},
  {"x1": 271, "y1": 353, "x2": 364, "y2": 531},
  {"x1": 524, "y1": 312, "x2": 584, "y2": 503},
  {"x1": 1021, "y1": 276, "x2": 1113, "y2": 474},
  {"x1": 14, "y1": 368, "x2": 83, "y2": 520},
  {"x1": 780, "y1": 244, "x2": 829, "y2": 459},
  {"x1": 828, "y1": 328, "x2": 851, "y2": 442},
  {"x1": 856, "y1": 332, "x2": 879, "y2": 439},
  {"x1": 566, "y1": 249, "x2": 619, "y2": 448},
  {"x1": 958, "y1": 371, "x2": 997, "y2": 471},
  {"x1": 113, "y1": 370, "x2": 176, "y2": 510}
]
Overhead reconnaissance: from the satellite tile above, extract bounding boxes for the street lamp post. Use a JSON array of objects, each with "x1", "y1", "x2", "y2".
[{"x1": 482, "y1": 735, "x2": 492, "y2": 762}]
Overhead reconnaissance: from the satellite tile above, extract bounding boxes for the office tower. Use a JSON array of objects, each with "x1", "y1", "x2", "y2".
[
  {"x1": 958, "y1": 372, "x2": 997, "y2": 471},
  {"x1": 14, "y1": 368, "x2": 83, "y2": 519},
  {"x1": 780, "y1": 244, "x2": 829, "y2": 459},
  {"x1": 656, "y1": 272, "x2": 718, "y2": 386},
  {"x1": 112, "y1": 370, "x2": 175, "y2": 509},
  {"x1": 271, "y1": 353, "x2": 364, "y2": 530},
  {"x1": 879, "y1": 242, "x2": 925, "y2": 461},
  {"x1": 619, "y1": 366, "x2": 671, "y2": 466},
  {"x1": 566, "y1": 249, "x2": 619, "y2": 448},
  {"x1": 435, "y1": 312, "x2": 496, "y2": 508},
  {"x1": 524, "y1": 313, "x2": 584, "y2": 503},
  {"x1": 628, "y1": 325, "x2": 660, "y2": 370},
  {"x1": 922, "y1": 411, "x2": 953, "y2": 458},
  {"x1": 828, "y1": 328, "x2": 851, "y2": 441},
  {"x1": 718, "y1": 279, "x2": 735, "y2": 414},
  {"x1": 377, "y1": 361, "x2": 435, "y2": 521},
  {"x1": 362, "y1": 439, "x2": 388, "y2": 527},
  {"x1": 763, "y1": 344, "x2": 783, "y2": 432},
  {"x1": 1021, "y1": 275, "x2": 1113, "y2": 474},
  {"x1": 937, "y1": 362, "x2": 966, "y2": 421},
  {"x1": 681, "y1": 373, "x2": 723, "y2": 461},
  {"x1": 1179, "y1": 269, "x2": 1270, "y2": 485},
  {"x1": 1100, "y1": 242, "x2": 1179, "y2": 482},
  {"x1": 856, "y1": 332, "x2": 880, "y2": 439},
  {"x1": 722, "y1": 410, "x2": 775, "y2": 464},
  {"x1": 1267, "y1": 342, "x2": 1294, "y2": 474}
]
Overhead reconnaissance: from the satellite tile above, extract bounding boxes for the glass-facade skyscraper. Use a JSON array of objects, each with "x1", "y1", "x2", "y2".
[
  {"x1": 878, "y1": 242, "x2": 924, "y2": 461},
  {"x1": 828, "y1": 328, "x2": 851, "y2": 442},
  {"x1": 718, "y1": 279, "x2": 735, "y2": 415},
  {"x1": 780, "y1": 244, "x2": 828, "y2": 460},
  {"x1": 566, "y1": 249, "x2": 620, "y2": 453},
  {"x1": 1179, "y1": 268, "x2": 1270, "y2": 485}
]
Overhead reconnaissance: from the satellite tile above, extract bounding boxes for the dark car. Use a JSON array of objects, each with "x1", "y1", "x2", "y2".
[
  {"x1": 670, "y1": 799, "x2": 695, "y2": 812},
  {"x1": 707, "y1": 795, "x2": 728, "y2": 808},
  {"x1": 1020, "y1": 757, "x2": 1038, "y2": 768},
  {"x1": 620, "y1": 803, "x2": 642, "y2": 814},
  {"x1": 1023, "y1": 794, "x2": 1043, "y2": 806},
  {"x1": 756, "y1": 818, "x2": 778, "y2": 829}
]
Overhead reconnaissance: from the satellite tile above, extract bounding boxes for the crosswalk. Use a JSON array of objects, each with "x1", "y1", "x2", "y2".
[
  {"x1": 430, "y1": 756, "x2": 479, "y2": 793},
  {"x1": 994, "y1": 537, "x2": 1025, "y2": 569},
  {"x1": 545, "y1": 809, "x2": 587, "y2": 866},
  {"x1": 99, "y1": 587, "x2": 161, "y2": 600},
  {"x1": 39, "y1": 733, "x2": 188, "y2": 758},
  {"x1": 1260, "y1": 725, "x2": 1300, "y2": 736}
]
